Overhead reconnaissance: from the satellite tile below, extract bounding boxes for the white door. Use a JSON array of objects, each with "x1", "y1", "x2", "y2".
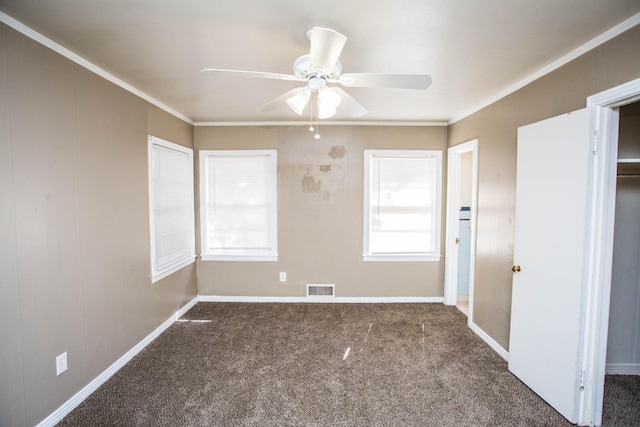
[{"x1": 508, "y1": 108, "x2": 589, "y2": 423}]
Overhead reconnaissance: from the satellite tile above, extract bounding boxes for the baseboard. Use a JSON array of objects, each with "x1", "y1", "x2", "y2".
[
  {"x1": 456, "y1": 296, "x2": 469, "y2": 302},
  {"x1": 36, "y1": 296, "x2": 199, "y2": 427},
  {"x1": 605, "y1": 363, "x2": 640, "y2": 375},
  {"x1": 198, "y1": 295, "x2": 444, "y2": 303},
  {"x1": 468, "y1": 320, "x2": 509, "y2": 361},
  {"x1": 176, "y1": 296, "x2": 199, "y2": 318}
]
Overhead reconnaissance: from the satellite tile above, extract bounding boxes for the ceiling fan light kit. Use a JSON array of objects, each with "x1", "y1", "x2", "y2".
[
  {"x1": 317, "y1": 86, "x2": 341, "y2": 118},
  {"x1": 202, "y1": 26, "x2": 432, "y2": 136},
  {"x1": 285, "y1": 89, "x2": 311, "y2": 115}
]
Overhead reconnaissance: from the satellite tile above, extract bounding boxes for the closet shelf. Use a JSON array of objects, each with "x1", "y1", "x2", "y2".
[{"x1": 617, "y1": 159, "x2": 640, "y2": 176}]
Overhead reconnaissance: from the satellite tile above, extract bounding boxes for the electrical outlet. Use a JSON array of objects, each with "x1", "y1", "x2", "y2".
[
  {"x1": 279, "y1": 272, "x2": 287, "y2": 282},
  {"x1": 56, "y1": 352, "x2": 68, "y2": 376}
]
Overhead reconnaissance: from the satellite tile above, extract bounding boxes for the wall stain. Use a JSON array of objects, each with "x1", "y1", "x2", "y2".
[
  {"x1": 328, "y1": 145, "x2": 347, "y2": 159},
  {"x1": 296, "y1": 164, "x2": 345, "y2": 202},
  {"x1": 302, "y1": 174, "x2": 322, "y2": 193}
]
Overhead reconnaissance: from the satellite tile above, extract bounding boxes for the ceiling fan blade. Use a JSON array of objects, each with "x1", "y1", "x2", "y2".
[
  {"x1": 308, "y1": 27, "x2": 347, "y2": 74},
  {"x1": 201, "y1": 68, "x2": 301, "y2": 82},
  {"x1": 338, "y1": 73, "x2": 432, "y2": 90},
  {"x1": 256, "y1": 87, "x2": 306, "y2": 113},
  {"x1": 331, "y1": 87, "x2": 369, "y2": 118}
]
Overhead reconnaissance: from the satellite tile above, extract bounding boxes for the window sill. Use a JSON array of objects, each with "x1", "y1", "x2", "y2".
[
  {"x1": 151, "y1": 256, "x2": 196, "y2": 283},
  {"x1": 363, "y1": 254, "x2": 441, "y2": 262},
  {"x1": 200, "y1": 254, "x2": 278, "y2": 262}
]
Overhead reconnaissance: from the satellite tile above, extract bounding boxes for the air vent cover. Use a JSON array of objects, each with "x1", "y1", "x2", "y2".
[{"x1": 307, "y1": 284, "x2": 335, "y2": 297}]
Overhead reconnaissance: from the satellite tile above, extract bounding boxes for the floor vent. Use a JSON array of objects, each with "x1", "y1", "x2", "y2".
[{"x1": 307, "y1": 284, "x2": 335, "y2": 297}]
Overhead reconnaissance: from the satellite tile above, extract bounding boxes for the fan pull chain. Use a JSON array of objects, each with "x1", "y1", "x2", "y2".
[
  {"x1": 309, "y1": 92, "x2": 320, "y2": 139},
  {"x1": 315, "y1": 92, "x2": 321, "y2": 139},
  {"x1": 309, "y1": 95, "x2": 315, "y2": 133}
]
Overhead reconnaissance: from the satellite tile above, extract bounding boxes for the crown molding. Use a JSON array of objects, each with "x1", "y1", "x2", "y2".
[
  {"x1": 0, "y1": 11, "x2": 194, "y2": 125},
  {"x1": 448, "y1": 11, "x2": 640, "y2": 125},
  {"x1": 194, "y1": 120, "x2": 448, "y2": 127}
]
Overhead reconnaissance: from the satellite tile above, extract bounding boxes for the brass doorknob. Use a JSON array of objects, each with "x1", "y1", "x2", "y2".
[{"x1": 512, "y1": 265, "x2": 521, "y2": 272}]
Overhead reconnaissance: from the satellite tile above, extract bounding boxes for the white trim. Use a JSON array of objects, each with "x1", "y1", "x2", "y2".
[
  {"x1": 449, "y1": 12, "x2": 640, "y2": 125},
  {"x1": 197, "y1": 295, "x2": 444, "y2": 304},
  {"x1": 149, "y1": 136, "x2": 193, "y2": 154},
  {"x1": 200, "y1": 254, "x2": 278, "y2": 262},
  {"x1": 468, "y1": 320, "x2": 509, "y2": 362},
  {"x1": 151, "y1": 257, "x2": 196, "y2": 282},
  {"x1": 194, "y1": 121, "x2": 448, "y2": 127},
  {"x1": 35, "y1": 297, "x2": 198, "y2": 427},
  {"x1": 579, "y1": 77, "x2": 640, "y2": 427},
  {"x1": 605, "y1": 364, "x2": 640, "y2": 375},
  {"x1": 363, "y1": 254, "x2": 441, "y2": 262},
  {"x1": 444, "y1": 140, "x2": 478, "y2": 310},
  {"x1": 0, "y1": 12, "x2": 194, "y2": 125},
  {"x1": 176, "y1": 297, "x2": 199, "y2": 318}
]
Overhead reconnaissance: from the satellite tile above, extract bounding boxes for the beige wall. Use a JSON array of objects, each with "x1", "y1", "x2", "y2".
[
  {"x1": 448, "y1": 24, "x2": 640, "y2": 350},
  {"x1": 195, "y1": 125, "x2": 447, "y2": 298},
  {"x1": 0, "y1": 24, "x2": 196, "y2": 427}
]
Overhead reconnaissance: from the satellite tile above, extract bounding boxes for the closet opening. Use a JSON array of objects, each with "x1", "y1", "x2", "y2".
[{"x1": 603, "y1": 100, "x2": 640, "y2": 421}]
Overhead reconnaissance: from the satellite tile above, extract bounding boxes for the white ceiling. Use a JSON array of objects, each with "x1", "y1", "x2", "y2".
[{"x1": 1, "y1": 0, "x2": 639, "y2": 124}]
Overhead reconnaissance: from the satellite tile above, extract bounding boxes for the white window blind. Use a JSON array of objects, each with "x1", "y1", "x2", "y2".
[
  {"x1": 148, "y1": 136, "x2": 195, "y2": 282},
  {"x1": 364, "y1": 150, "x2": 442, "y2": 261},
  {"x1": 199, "y1": 150, "x2": 277, "y2": 261}
]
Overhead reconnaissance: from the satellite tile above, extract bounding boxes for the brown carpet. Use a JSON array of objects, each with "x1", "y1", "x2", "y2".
[
  {"x1": 603, "y1": 374, "x2": 640, "y2": 426},
  {"x1": 56, "y1": 303, "x2": 633, "y2": 426}
]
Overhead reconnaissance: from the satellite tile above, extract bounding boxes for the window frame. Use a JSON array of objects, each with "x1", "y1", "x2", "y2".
[
  {"x1": 199, "y1": 149, "x2": 278, "y2": 262},
  {"x1": 363, "y1": 149, "x2": 442, "y2": 262},
  {"x1": 148, "y1": 135, "x2": 196, "y2": 283}
]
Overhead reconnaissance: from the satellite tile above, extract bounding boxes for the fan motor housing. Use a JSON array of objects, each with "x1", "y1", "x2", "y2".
[{"x1": 293, "y1": 54, "x2": 342, "y2": 80}]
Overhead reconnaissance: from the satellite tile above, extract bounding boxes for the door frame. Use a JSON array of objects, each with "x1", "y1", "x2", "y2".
[
  {"x1": 580, "y1": 77, "x2": 640, "y2": 425},
  {"x1": 444, "y1": 139, "x2": 478, "y2": 320}
]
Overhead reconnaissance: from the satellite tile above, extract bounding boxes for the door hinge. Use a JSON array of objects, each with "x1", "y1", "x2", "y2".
[
  {"x1": 592, "y1": 130, "x2": 599, "y2": 155},
  {"x1": 579, "y1": 369, "x2": 585, "y2": 391}
]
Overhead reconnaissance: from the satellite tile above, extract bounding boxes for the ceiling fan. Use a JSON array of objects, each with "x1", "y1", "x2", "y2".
[{"x1": 201, "y1": 27, "x2": 432, "y2": 121}]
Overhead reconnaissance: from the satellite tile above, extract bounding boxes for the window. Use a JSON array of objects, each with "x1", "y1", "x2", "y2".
[
  {"x1": 199, "y1": 150, "x2": 278, "y2": 261},
  {"x1": 364, "y1": 150, "x2": 442, "y2": 261},
  {"x1": 148, "y1": 136, "x2": 196, "y2": 282}
]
